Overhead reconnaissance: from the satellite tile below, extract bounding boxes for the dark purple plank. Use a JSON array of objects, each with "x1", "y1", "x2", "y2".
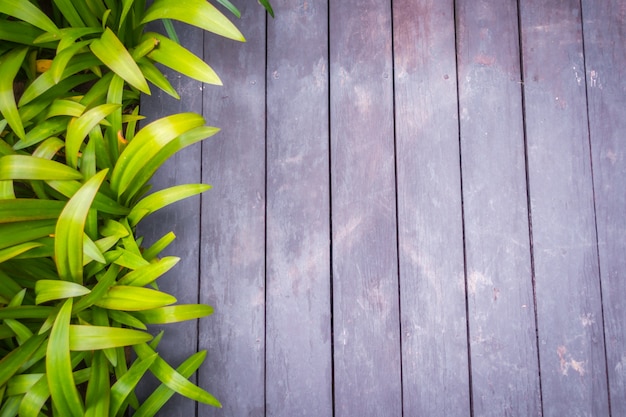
[
  {"x1": 582, "y1": 0, "x2": 626, "y2": 413},
  {"x1": 392, "y1": 1, "x2": 470, "y2": 415},
  {"x1": 330, "y1": 0, "x2": 402, "y2": 415},
  {"x1": 138, "y1": 22, "x2": 203, "y2": 417},
  {"x1": 198, "y1": 3, "x2": 266, "y2": 416},
  {"x1": 520, "y1": 1, "x2": 609, "y2": 415},
  {"x1": 265, "y1": 1, "x2": 333, "y2": 416},
  {"x1": 456, "y1": 1, "x2": 542, "y2": 415}
]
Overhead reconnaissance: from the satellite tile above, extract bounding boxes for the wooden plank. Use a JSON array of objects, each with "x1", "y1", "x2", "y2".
[
  {"x1": 198, "y1": 4, "x2": 267, "y2": 416},
  {"x1": 265, "y1": 1, "x2": 333, "y2": 416},
  {"x1": 519, "y1": 1, "x2": 609, "y2": 415},
  {"x1": 582, "y1": 0, "x2": 626, "y2": 413},
  {"x1": 392, "y1": 1, "x2": 470, "y2": 415},
  {"x1": 138, "y1": 22, "x2": 203, "y2": 417},
  {"x1": 456, "y1": 1, "x2": 542, "y2": 415},
  {"x1": 329, "y1": 0, "x2": 402, "y2": 415}
]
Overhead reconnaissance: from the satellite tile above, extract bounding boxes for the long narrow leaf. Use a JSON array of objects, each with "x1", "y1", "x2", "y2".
[
  {"x1": 85, "y1": 351, "x2": 110, "y2": 417},
  {"x1": 0, "y1": 47, "x2": 29, "y2": 139},
  {"x1": 35, "y1": 281, "x2": 91, "y2": 305},
  {"x1": 141, "y1": 0, "x2": 244, "y2": 41},
  {"x1": 0, "y1": 0, "x2": 59, "y2": 34},
  {"x1": 133, "y1": 343, "x2": 221, "y2": 408},
  {"x1": 90, "y1": 28, "x2": 150, "y2": 94},
  {"x1": 66, "y1": 104, "x2": 119, "y2": 168},
  {"x1": 110, "y1": 113, "x2": 205, "y2": 197},
  {"x1": 128, "y1": 184, "x2": 210, "y2": 225},
  {"x1": 0, "y1": 199, "x2": 65, "y2": 223},
  {"x1": 117, "y1": 256, "x2": 179, "y2": 286},
  {"x1": 68, "y1": 325, "x2": 152, "y2": 350},
  {"x1": 0, "y1": 242, "x2": 43, "y2": 263},
  {"x1": 94, "y1": 286, "x2": 176, "y2": 311},
  {"x1": 0, "y1": 155, "x2": 82, "y2": 181},
  {"x1": 133, "y1": 304, "x2": 214, "y2": 324},
  {"x1": 0, "y1": 334, "x2": 46, "y2": 387},
  {"x1": 143, "y1": 32, "x2": 221, "y2": 85},
  {"x1": 46, "y1": 299, "x2": 84, "y2": 417},
  {"x1": 55, "y1": 170, "x2": 107, "y2": 284},
  {"x1": 109, "y1": 353, "x2": 157, "y2": 417}
]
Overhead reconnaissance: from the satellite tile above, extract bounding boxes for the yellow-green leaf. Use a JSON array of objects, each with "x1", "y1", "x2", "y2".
[
  {"x1": 95, "y1": 286, "x2": 176, "y2": 311},
  {"x1": 0, "y1": 199, "x2": 65, "y2": 223},
  {"x1": 143, "y1": 32, "x2": 221, "y2": 85},
  {"x1": 0, "y1": 155, "x2": 82, "y2": 180},
  {"x1": 0, "y1": 48, "x2": 29, "y2": 139},
  {"x1": 0, "y1": 0, "x2": 59, "y2": 34},
  {"x1": 35, "y1": 280, "x2": 91, "y2": 305},
  {"x1": 89, "y1": 28, "x2": 150, "y2": 94},
  {"x1": 0, "y1": 242, "x2": 43, "y2": 263},
  {"x1": 134, "y1": 304, "x2": 214, "y2": 324},
  {"x1": 128, "y1": 183, "x2": 210, "y2": 225},
  {"x1": 66, "y1": 103, "x2": 119, "y2": 168},
  {"x1": 68, "y1": 325, "x2": 152, "y2": 351},
  {"x1": 110, "y1": 353, "x2": 157, "y2": 417},
  {"x1": 55, "y1": 170, "x2": 107, "y2": 284},
  {"x1": 85, "y1": 351, "x2": 110, "y2": 417},
  {"x1": 117, "y1": 256, "x2": 180, "y2": 286},
  {"x1": 141, "y1": 0, "x2": 244, "y2": 42},
  {"x1": 47, "y1": 299, "x2": 84, "y2": 417}
]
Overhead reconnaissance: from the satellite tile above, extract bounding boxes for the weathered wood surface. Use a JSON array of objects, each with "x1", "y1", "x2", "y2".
[{"x1": 140, "y1": 0, "x2": 625, "y2": 415}]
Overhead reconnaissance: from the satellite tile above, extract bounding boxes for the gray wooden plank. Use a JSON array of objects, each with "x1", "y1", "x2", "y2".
[
  {"x1": 456, "y1": 1, "x2": 542, "y2": 415},
  {"x1": 329, "y1": 0, "x2": 402, "y2": 415},
  {"x1": 198, "y1": 3, "x2": 267, "y2": 416},
  {"x1": 138, "y1": 21, "x2": 203, "y2": 417},
  {"x1": 392, "y1": 1, "x2": 471, "y2": 415},
  {"x1": 265, "y1": 1, "x2": 333, "y2": 416},
  {"x1": 582, "y1": 0, "x2": 626, "y2": 413},
  {"x1": 520, "y1": 1, "x2": 609, "y2": 415}
]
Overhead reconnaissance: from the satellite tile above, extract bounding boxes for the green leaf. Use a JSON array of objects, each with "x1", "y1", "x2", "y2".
[
  {"x1": 0, "y1": 21, "x2": 45, "y2": 46},
  {"x1": 89, "y1": 28, "x2": 150, "y2": 94},
  {"x1": 215, "y1": 0, "x2": 241, "y2": 18},
  {"x1": 18, "y1": 373, "x2": 50, "y2": 417},
  {"x1": 85, "y1": 351, "x2": 110, "y2": 417},
  {"x1": 0, "y1": 155, "x2": 82, "y2": 181},
  {"x1": 0, "y1": 242, "x2": 43, "y2": 263},
  {"x1": 55, "y1": 170, "x2": 107, "y2": 284},
  {"x1": 117, "y1": 256, "x2": 179, "y2": 286},
  {"x1": 110, "y1": 113, "x2": 205, "y2": 197},
  {"x1": 128, "y1": 184, "x2": 210, "y2": 225},
  {"x1": 259, "y1": 0, "x2": 275, "y2": 17},
  {"x1": 0, "y1": 199, "x2": 65, "y2": 223},
  {"x1": 51, "y1": 0, "x2": 86, "y2": 28},
  {"x1": 14, "y1": 118, "x2": 69, "y2": 150},
  {"x1": 68, "y1": 325, "x2": 152, "y2": 350},
  {"x1": 66, "y1": 103, "x2": 120, "y2": 168},
  {"x1": 46, "y1": 179, "x2": 130, "y2": 216},
  {"x1": 0, "y1": 0, "x2": 60, "y2": 34},
  {"x1": 45, "y1": 100, "x2": 86, "y2": 119},
  {"x1": 136, "y1": 58, "x2": 180, "y2": 99},
  {"x1": 143, "y1": 32, "x2": 221, "y2": 85},
  {"x1": 5, "y1": 373, "x2": 44, "y2": 396},
  {"x1": 35, "y1": 280, "x2": 91, "y2": 305},
  {"x1": 46, "y1": 299, "x2": 84, "y2": 417},
  {"x1": 110, "y1": 353, "x2": 157, "y2": 417},
  {"x1": 94, "y1": 286, "x2": 176, "y2": 311},
  {"x1": 133, "y1": 343, "x2": 221, "y2": 408},
  {"x1": 142, "y1": 231, "x2": 176, "y2": 261},
  {"x1": 0, "y1": 334, "x2": 46, "y2": 387},
  {"x1": 141, "y1": 0, "x2": 244, "y2": 42},
  {"x1": 0, "y1": 47, "x2": 29, "y2": 140},
  {"x1": 134, "y1": 304, "x2": 214, "y2": 324},
  {"x1": 73, "y1": 265, "x2": 119, "y2": 313},
  {"x1": 50, "y1": 40, "x2": 93, "y2": 84},
  {"x1": 122, "y1": 126, "x2": 219, "y2": 201}
]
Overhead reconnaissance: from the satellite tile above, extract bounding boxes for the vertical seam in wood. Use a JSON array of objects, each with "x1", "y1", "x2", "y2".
[
  {"x1": 452, "y1": 1, "x2": 474, "y2": 415},
  {"x1": 327, "y1": 1, "x2": 336, "y2": 415},
  {"x1": 389, "y1": 1, "x2": 404, "y2": 416},
  {"x1": 264, "y1": 9, "x2": 269, "y2": 417},
  {"x1": 516, "y1": 1, "x2": 545, "y2": 415},
  {"x1": 578, "y1": 1, "x2": 613, "y2": 414},
  {"x1": 195, "y1": 26, "x2": 206, "y2": 417}
]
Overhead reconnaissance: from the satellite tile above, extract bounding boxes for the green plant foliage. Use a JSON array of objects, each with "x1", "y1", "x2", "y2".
[{"x1": 0, "y1": 0, "x2": 274, "y2": 415}]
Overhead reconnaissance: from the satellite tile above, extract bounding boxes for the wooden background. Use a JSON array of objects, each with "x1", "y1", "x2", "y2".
[{"x1": 140, "y1": 0, "x2": 626, "y2": 415}]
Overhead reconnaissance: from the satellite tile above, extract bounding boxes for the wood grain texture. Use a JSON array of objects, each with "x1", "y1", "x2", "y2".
[
  {"x1": 456, "y1": 1, "x2": 542, "y2": 415},
  {"x1": 137, "y1": 22, "x2": 203, "y2": 417},
  {"x1": 265, "y1": 1, "x2": 332, "y2": 416},
  {"x1": 582, "y1": 0, "x2": 626, "y2": 413},
  {"x1": 198, "y1": 4, "x2": 267, "y2": 416},
  {"x1": 392, "y1": 1, "x2": 470, "y2": 415},
  {"x1": 520, "y1": 1, "x2": 609, "y2": 415},
  {"x1": 329, "y1": 0, "x2": 402, "y2": 416}
]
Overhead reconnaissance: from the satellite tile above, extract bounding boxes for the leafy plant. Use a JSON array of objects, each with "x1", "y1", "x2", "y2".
[{"x1": 0, "y1": 0, "x2": 271, "y2": 415}]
